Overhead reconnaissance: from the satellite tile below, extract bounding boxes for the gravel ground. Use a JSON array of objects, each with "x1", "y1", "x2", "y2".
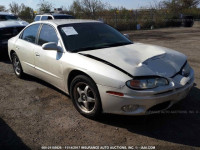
[{"x1": 0, "y1": 27, "x2": 200, "y2": 150}]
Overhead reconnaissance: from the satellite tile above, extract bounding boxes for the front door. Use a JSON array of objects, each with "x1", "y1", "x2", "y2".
[{"x1": 34, "y1": 24, "x2": 64, "y2": 90}]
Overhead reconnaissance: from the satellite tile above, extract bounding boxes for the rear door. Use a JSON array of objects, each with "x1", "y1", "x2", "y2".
[
  {"x1": 15, "y1": 24, "x2": 41, "y2": 75},
  {"x1": 34, "y1": 24, "x2": 64, "y2": 89}
]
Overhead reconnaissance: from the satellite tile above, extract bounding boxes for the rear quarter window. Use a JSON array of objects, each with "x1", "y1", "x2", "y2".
[{"x1": 20, "y1": 24, "x2": 40, "y2": 44}]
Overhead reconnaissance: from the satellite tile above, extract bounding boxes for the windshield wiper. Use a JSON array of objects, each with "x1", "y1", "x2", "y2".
[
  {"x1": 72, "y1": 45, "x2": 108, "y2": 52},
  {"x1": 105, "y1": 42, "x2": 132, "y2": 47}
]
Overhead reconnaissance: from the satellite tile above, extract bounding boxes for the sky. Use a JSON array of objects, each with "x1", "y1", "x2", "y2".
[{"x1": 0, "y1": 0, "x2": 163, "y2": 10}]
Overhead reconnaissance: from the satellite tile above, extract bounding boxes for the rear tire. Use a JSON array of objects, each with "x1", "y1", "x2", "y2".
[
  {"x1": 70, "y1": 75, "x2": 102, "y2": 119},
  {"x1": 11, "y1": 52, "x2": 24, "y2": 78}
]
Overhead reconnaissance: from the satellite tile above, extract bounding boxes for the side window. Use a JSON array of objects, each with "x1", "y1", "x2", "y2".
[
  {"x1": 38, "y1": 24, "x2": 58, "y2": 46},
  {"x1": 21, "y1": 24, "x2": 40, "y2": 44},
  {"x1": 41, "y1": 16, "x2": 48, "y2": 20},
  {"x1": 34, "y1": 16, "x2": 41, "y2": 21},
  {"x1": 47, "y1": 16, "x2": 53, "y2": 20}
]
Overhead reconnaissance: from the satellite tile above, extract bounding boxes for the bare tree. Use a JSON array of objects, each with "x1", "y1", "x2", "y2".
[
  {"x1": 180, "y1": 0, "x2": 200, "y2": 8},
  {"x1": 149, "y1": 0, "x2": 164, "y2": 9},
  {"x1": 0, "y1": 5, "x2": 7, "y2": 12},
  {"x1": 37, "y1": 0, "x2": 53, "y2": 13},
  {"x1": 82, "y1": 0, "x2": 106, "y2": 17},
  {"x1": 9, "y1": 2, "x2": 21, "y2": 15},
  {"x1": 70, "y1": 0, "x2": 107, "y2": 18},
  {"x1": 70, "y1": 0, "x2": 82, "y2": 14},
  {"x1": 19, "y1": 4, "x2": 35, "y2": 22},
  {"x1": 150, "y1": 0, "x2": 200, "y2": 16},
  {"x1": 162, "y1": 0, "x2": 200, "y2": 10}
]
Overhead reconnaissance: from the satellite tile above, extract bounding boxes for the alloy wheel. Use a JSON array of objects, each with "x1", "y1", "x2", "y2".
[
  {"x1": 73, "y1": 82, "x2": 96, "y2": 113},
  {"x1": 13, "y1": 55, "x2": 21, "y2": 76}
]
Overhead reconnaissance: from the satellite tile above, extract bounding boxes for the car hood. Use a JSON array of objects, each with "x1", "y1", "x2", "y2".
[
  {"x1": 79, "y1": 43, "x2": 187, "y2": 78},
  {"x1": 0, "y1": 20, "x2": 29, "y2": 28}
]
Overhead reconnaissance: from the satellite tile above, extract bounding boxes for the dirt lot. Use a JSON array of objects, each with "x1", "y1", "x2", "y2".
[{"x1": 0, "y1": 27, "x2": 200, "y2": 150}]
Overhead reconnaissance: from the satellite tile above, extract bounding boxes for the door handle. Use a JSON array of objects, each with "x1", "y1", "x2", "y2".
[{"x1": 35, "y1": 52, "x2": 40, "y2": 57}]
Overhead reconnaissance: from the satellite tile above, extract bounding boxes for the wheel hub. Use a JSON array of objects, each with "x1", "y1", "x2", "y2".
[{"x1": 81, "y1": 94, "x2": 87, "y2": 101}]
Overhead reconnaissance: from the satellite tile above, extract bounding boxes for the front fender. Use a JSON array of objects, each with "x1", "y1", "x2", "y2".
[{"x1": 61, "y1": 53, "x2": 132, "y2": 94}]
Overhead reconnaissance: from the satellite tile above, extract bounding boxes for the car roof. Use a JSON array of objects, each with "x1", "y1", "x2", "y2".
[
  {"x1": 53, "y1": 14, "x2": 73, "y2": 16},
  {"x1": 34, "y1": 19, "x2": 101, "y2": 26},
  {"x1": 36, "y1": 13, "x2": 73, "y2": 16},
  {"x1": 49, "y1": 13, "x2": 72, "y2": 16}
]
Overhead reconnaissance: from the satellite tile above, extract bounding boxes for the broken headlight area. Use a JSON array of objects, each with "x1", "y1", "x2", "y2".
[{"x1": 181, "y1": 62, "x2": 191, "y2": 77}]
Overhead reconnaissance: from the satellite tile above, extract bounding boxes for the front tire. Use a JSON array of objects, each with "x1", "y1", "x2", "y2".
[
  {"x1": 70, "y1": 75, "x2": 102, "y2": 119},
  {"x1": 11, "y1": 52, "x2": 24, "y2": 78}
]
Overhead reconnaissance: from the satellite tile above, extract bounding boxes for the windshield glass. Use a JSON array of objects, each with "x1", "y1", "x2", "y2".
[
  {"x1": 58, "y1": 23, "x2": 133, "y2": 52},
  {"x1": 0, "y1": 15, "x2": 19, "y2": 21},
  {"x1": 54, "y1": 15, "x2": 74, "y2": 19}
]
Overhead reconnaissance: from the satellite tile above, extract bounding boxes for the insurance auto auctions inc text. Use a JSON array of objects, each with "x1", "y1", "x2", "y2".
[{"x1": 41, "y1": 145, "x2": 156, "y2": 150}]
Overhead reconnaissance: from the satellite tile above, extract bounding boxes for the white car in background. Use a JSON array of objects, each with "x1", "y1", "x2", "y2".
[
  {"x1": 34, "y1": 13, "x2": 74, "y2": 21},
  {"x1": 0, "y1": 12, "x2": 29, "y2": 53},
  {"x1": 8, "y1": 20, "x2": 194, "y2": 118}
]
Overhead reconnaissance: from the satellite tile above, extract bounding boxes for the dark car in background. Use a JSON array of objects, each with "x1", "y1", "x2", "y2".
[
  {"x1": 34, "y1": 13, "x2": 74, "y2": 21},
  {"x1": 182, "y1": 15, "x2": 194, "y2": 27},
  {"x1": 0, "y1": 12, "x2": 29, "y2": 54}
]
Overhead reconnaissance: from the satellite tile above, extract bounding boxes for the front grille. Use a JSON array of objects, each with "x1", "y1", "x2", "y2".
[{"x1": 0, "y1": 27, "x2": 24, "y2": 41}]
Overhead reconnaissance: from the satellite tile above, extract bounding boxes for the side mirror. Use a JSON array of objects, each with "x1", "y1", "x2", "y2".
[
  {"x1": 124, "y1": 34, "x2": 130, "y2": 39},
  {"x1": 42, "y1": 42, "x2": 62, "y2": 52}
]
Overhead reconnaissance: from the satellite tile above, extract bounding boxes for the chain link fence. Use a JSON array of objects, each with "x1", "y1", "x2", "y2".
[{"x1": 20, "y1": 9, "x2": 200, "y2": 31}]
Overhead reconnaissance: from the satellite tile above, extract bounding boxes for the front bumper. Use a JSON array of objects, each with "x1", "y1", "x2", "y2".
[{"x1": 97, "y1": 69, "x2": 194, "y2": 115}]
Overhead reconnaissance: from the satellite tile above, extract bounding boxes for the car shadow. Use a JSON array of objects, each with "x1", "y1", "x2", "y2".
[
  {"x1": 22, "y1": 74, "x2": 70, "y2": 98},
  {"x1": 0, "y1": 118, "x2": 30, "y2": 150},
  {"x1": 97, "y1": 85, "x2": 200, "y2": 147}
]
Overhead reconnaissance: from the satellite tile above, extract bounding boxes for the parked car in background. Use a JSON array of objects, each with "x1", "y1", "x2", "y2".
[
  {"x1": 8, "y1": 20, "x2": 194, "y2": 118},
  {"x1": 182, "y1": 15, "x2": 194, "y2": 27},
  {"x1": 0, "y1": 12, "x2": 29, "y2": 54},
  {"x1": 34, "y1": 13, "x2": 74, "y2": 21}
]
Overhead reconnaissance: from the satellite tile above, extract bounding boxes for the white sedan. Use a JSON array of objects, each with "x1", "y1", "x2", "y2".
[{"x1": 8, "y1": 19, "x2": 194, "y2": 118}]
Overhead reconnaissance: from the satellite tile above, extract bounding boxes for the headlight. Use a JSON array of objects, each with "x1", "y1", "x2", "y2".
[
  {"x1": 126, "y1": 77, "x2": 169, "y2": 90},
  {"x1": 181, "y1": 62, "x2": 191, "y2": 77}
]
